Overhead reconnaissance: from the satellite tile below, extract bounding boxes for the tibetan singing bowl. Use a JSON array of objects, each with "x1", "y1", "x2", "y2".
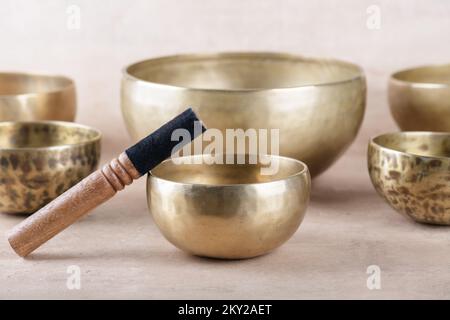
[
  {"x1": 368, "y1": 132, "x2": 450, "y2": 225},
  {"x1": 122, "y1": 52, "x2": 366, "y2": 177},
  {"x1": 389, "y1": 64, "x2": 450, "y2": 131},
  {"x1": 0, "y1": 121, "x2": 101, "y2": 214},
  {"x1": 147, "y1": 155, "x2": 311, "y2": 259},
  {"x1": 0, "y1": 72, "x2": 76, "y2": 122}
]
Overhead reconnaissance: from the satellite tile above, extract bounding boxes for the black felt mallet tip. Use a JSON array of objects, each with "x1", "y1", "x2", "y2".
[{"x1": 125, "y1": 108, "x2": 207, "y2": 176}]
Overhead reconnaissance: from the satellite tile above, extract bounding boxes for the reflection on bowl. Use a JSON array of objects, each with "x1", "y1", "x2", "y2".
[{"x1": 147, "y1": 154, "x2": 311, "y2": 259}]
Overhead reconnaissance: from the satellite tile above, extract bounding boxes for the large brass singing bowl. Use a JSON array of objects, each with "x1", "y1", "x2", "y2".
[
  {"x1": 0, "y1": 121, "x2": 101, "y2": 214},
  {"x1": 389, "y1": 64, "x2": 450, "y2": 131},
  {"x1": 122, "y1": 52, "x2": 366, "y2": 177},
  {"x1": 147, "y1": 155, "x2": 311, "y2": 259},
  {"x1": 368, "y1": 132, "x2": 450, "y2": 225},
  {"x1": 0, "y1": 72, "x2": 76, "y2": 122}
]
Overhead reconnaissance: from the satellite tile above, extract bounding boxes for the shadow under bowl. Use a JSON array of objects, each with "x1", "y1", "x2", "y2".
[
  {"x1": 122, "y1": 52, "x2": 366, "y2": 177},
  {"x1": 368, "y1": 131, "x2": 450, "y2": 225},
  {"x1": 147, "y1": 154, "x2": 311, "y2": 259},
  {"x1": 389, "y1": 64, "x2": 450, "y2": 132},
  {"x1": 0, "y1": 121, "x2": 101, "y2": 214},
  {"x1": 0, "y1": 72, "x2": 76, "y2": 122}
]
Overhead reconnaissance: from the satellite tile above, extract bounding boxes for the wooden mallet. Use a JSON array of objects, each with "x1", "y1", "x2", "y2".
[{"x1": 7, "y1": 108, "x2": 206, "y2": 257}]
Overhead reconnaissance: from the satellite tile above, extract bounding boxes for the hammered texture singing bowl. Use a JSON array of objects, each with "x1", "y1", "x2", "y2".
[
  {"x1": 147, "y1": 155, "x2": 311, "y2": 259},
  {"x1": 0, "y1": 121, "x2": 101, "y2": 214},
  {"x1": 368, "y1": 132, "x2": 450, "y2": 225},
  {"x1": 0, "y1": 72, "x2": 76, "y2": 122},
  {"x1": 122, "y1": 52, "x2": 366, "y2": 177},
  {"x1": 389, "y1": 64, "x2": 450, "y2": 132}
]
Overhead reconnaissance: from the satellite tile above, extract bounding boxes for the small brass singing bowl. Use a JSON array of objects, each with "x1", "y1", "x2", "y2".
[
  {"x1": 122, "y1": 52, "x2": 366, "y2": 177},
  {"x1": 368, "y1": 132, "x2": 450, "y2": 225},
  {"x1": 147, "y1": 155, "x2": 311, "y2": 259},
  {"x1": 389, "y1": 64, "x2": 450, "y2": 131},
  {"x1": 0, "y1": 72, "x2": 76, "y2": 122},
  {"x1": 0, "y1": 121, "x2": 101, "y2": 214}
]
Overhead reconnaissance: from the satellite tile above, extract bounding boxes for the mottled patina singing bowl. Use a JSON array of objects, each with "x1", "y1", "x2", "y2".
[
  {"x1": 147, "y1": 155, "x2": 311, "y2": 259},
  {"x1": 0, "y1": 121, "x2": 101, "y2": 214},
  {"x1": 0, "y1": 72, "x2": 76, "y2": 122},
  {"x1": 389, "y1": 64, "x2": 450, "y2": 131},
  {"x1": 122, "y1": 52, "x2": 366, "y2": 177},
  {"x1": 368, "y1": 132, "x2": 450, "y2": 225}
]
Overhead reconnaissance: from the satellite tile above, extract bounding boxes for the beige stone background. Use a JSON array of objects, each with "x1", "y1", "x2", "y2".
[{"x1": 0, "y1": 0, "x2": 449, "y2": 299}]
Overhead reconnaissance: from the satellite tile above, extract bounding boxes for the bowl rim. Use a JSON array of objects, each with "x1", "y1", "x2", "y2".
[
  {"x1": 0, "y1": 72, "x2": 75, "y2": 98},
  {"x1": 148, "y1": 154, "x2": 310, "y2": 187},
  {"x1": 389, "y1": 63, "x2": 450, "y2": 89},
  {"x1": 122, "y1": 51, "x2": 365, "y2": 93},
  {"x1": 0, "y1": 120, "x2": 102, "y2": 152},
  {"x1": 369, "y1": 131, "x2": 450, "y2": 161}
]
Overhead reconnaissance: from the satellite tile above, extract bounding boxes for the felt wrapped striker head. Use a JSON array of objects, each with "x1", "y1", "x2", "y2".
[{"x1": 125, "y1": 108, "x2": 206, "y2": 176}]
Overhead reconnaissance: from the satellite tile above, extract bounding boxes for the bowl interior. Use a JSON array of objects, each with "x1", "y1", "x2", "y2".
[
  {"x1": 151, "y1": 155, "x2": 306, "y2": 185},
  {"x1": 0, "y1": 73, "x2": 73, "y2": 95},
  {"x1": 392, "y1": 64, "x2": 450, "y2": 86},
  {"x1": 126, "y1": 53, "x2": 362, "y2": 90},
  {"x1": 373, "y1": 132, "x2": 450, "y2": 158},
  {"x1": 0, "y1": 122, "x2": 100, "y2": 149}
]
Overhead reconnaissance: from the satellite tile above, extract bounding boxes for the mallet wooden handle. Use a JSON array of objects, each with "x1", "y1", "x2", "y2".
[
  {"x1": 8, "y1": 153, "x2": 140, "y2": 257},
  {"x1": 7, "y1": 108, "x2": 206, "y2": 258}
]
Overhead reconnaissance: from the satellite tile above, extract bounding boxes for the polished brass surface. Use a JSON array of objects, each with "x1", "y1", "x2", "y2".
[
  {"x1": 122, "y1": 52, "x2": 366, "y2": 177},
  {"x1": 0, "y1": 121, "x2": 101, "y2": 214},
  {"x1": 0, "y1": 72, "x2": 76, "y2": 122},
  {"x1": 368, "y1": 132, "x2": 450, "y2": 225},
  {"x1": 389, "y1": 64, "x2": 450, "y2": 132},
  {"x1": 147, "y1": 154, "x2": 311, "y2": 259}
]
